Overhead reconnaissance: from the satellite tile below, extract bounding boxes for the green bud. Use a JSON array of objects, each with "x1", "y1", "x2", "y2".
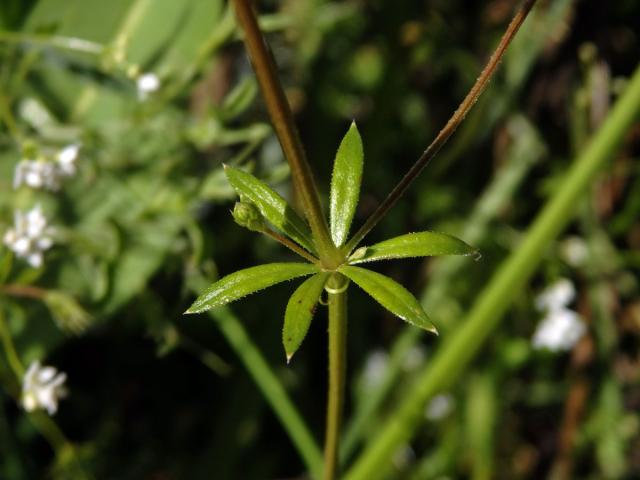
[{"x1": 232, "y1": 201, "x2": 264, "y2": 232}]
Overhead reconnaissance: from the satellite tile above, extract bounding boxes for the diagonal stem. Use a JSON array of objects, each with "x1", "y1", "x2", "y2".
[
  {"x1": 232, "y1": 0, "x2": 339, "y2": 264},
  {"x1": 344, "y1": 0, "x2": 538, "y2": 254},
  {"x1": 262, "y1": 228, "x2": 321, "y2": 265}
]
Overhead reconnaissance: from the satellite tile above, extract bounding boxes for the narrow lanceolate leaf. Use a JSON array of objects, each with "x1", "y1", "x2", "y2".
[
  {"x1": 283, "y1": 273, "x2": 330, "y2": 361},
  {"x1": 349, "y1": 231, "x2": 477, "y2": 264},
  {"x1": 339, "y1": 265, "x2": 437, "y2": 333},
  {"x1": 330, "y1": 122, "x2": 364, "y2": 247},
  {"x1": 186, "y1": 263, "x2": 319, "y2": 314},
  {"x1": 224, "y1": 166, "x2": 317, "y2": 254}
]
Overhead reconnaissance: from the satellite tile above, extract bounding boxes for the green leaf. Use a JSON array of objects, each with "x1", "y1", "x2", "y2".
[
  {"x1": 224, "y1": 165, "x2": 317, "y2": 254},
  {"x1": 330, "y1": 122, "x2": 364, "y2": 247},
  {"x1": 349, "y1": 231, "x2": 477, "y2": 264},
  {"x1": 283, "y1": 272, "x2": 330, "y2": 361},
  {"x1": 339, "y1": 266, "x2": 437, "y2": 333},
  {"x1": 186, "y1": 263, "x2": 319, "y2": 314}
]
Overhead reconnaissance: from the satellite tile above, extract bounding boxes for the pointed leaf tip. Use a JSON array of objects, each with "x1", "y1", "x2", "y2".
[
  {"x1": 349, "y1": 231, "x2": 477, "y2": 264},
  {"x1": 283, "y1": 273, "x2": 329, "y2": 358},
  {"x1": 330, "y1": 122, "x2": 364, "y2": 247},
  {"x1": 339, "y1": 265, "x2": 436, "y2": 332}
]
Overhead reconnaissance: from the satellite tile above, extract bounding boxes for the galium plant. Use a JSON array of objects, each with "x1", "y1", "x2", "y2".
[{"x1": 186, "y1": 0, "x2": 538, "y2": 477}]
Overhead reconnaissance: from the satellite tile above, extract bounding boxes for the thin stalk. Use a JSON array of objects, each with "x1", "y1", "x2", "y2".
[
  {"x1": 262, "y1": 228, "x2": 320, "y2": 265},
  {"x1": 345, "y1": 62, "x2": 640, "y2": 480},
  {"x1": 231, "y1": 0, "x2": 339, "y2": 264},
  {"x1": 343, "y1": 0, "x2": 538, "y2": 254},
  {"x1": 324, "y1": 274, "x2": 348, "y2": 480}
]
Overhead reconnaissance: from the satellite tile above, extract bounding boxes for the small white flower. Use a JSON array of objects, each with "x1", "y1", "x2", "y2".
[
  {"x1": 55, "y1": 144, "x2": 80, "y2": 177},
  {"x1": 136, "y1": 73, "x2": 160, "y2": 100},
  {"x1": 535, "y1": 278, "x2": 575, "y2": 312},
  {"x1": 532, "y1": 308, "x2": 586, "y2": 352},
  {"x1": 402, "y1": 346, "x2": 425, "y2": 371},
  {"x1": 3, "y1": 205, "x2": 55, "y2": 268},
  {"x1": 13, "y1": 160, "x2": 60, "y2": 191},
  {"x1": 22, "y1": 361, "x2": 67, "y2": 415},
  {"x1": 425, "y1": 393, "x2": 454, "y2": 421}
]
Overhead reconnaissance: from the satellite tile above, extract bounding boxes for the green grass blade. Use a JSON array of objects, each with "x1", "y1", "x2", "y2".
[
  {"x1": 339, "y1": 266, "x2": 436, "y2": 333},
  {"x1": 283, "y1": 272, "x2": 329, "y2": 361},
  {"x1": 349, "y1": 231, "x2": 477, "y2": 264},
  {"x1": 224, "y1": 165, "x2": 317, "y2": 254},
  {"x1": 330, "y1": 122, "x2": 364, "y2": 246},
  {"x1": 186, "y1": 263, "x2": 318, "y2": 314}
]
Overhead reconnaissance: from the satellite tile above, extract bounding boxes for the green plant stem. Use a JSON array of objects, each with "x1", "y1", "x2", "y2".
[
  {"x1": 0, "y1": 31, "x2": 104, "y2": 55},
  {"x1": 345, "y1": 63, "x2": 640, "y2": 480},
  {"x1": 343, "y1": 0, "x2": 537, "y2": 254},
  {"x1": 231, "y1": 0, "x2": 339, "y2": 264},
  {"x1": 324, "y1": 274, "x2": 348, "y2": 480}
]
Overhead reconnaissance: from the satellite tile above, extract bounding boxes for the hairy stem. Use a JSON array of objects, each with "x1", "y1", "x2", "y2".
[
  {"x1": 324, "y1": 274, "x2": 348, "y2": 480},
  {"x1": 232, "y1": 0, "x2": 339, "y2": 264},
  {"x1": 344, "y1": 0, "x2": 538, "y2": 253},
  {"x1": 345, "y1": 61, "x2": 640, "y2": 480}
]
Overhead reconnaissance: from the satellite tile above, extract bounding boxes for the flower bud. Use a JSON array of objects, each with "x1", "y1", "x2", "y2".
[{"x1": 232, "y1": 201, "x2": 264, "y2": 232}]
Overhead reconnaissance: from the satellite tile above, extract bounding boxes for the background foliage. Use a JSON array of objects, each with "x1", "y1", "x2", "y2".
[{"x1": 0, "y1": 0, "x2": 639, "y2": 478}]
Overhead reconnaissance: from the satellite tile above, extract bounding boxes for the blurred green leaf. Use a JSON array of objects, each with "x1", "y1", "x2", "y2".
[
  {"x1": 224, "y1": 165, "x2": 317, "y2": 254},
  {"x1": 339, "y1": 266, "x2": 436, "y2": 333},
  {"x1": 186, "y1": 263, "x2": 319, "y2": 314},
  {"x1": 330, "y1": 121, "x2": 363, "y2": 247},
  {"x1": 283, "y1": 272, "x2": 329, "y2": 361},
  {"x1": 349, "y1": 231, "x2": 476, "y2": 264}
]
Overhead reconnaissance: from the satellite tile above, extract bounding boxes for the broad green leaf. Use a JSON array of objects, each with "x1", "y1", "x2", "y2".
[
  {"x1": 349, "y1": 231, "x2": 477, "y2": 264},
  {"x1": 186, "y1": 263, "x2": 318, "y2": 314},
  {"x1": 224, "y1": 165, "x2": 317, "y2": 254},
  {"x1": 283, "y1": 273, "x2": 329, "y2": 361},
  {"x1": 330, "y1": 122, "x2": 364, "y2": 247},
  {"x1": 339, "y1": 266, "x2": 437, "y2": 333}
]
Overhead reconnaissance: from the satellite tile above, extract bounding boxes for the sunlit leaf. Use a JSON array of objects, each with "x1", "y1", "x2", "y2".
[
  {"x1": 339, "y1": 265, "x2": 436, "y2": 333},
  {"x1": 330, "y1": 122, "x2": 363, "y2": 247},
  {"x1": 186, "y1": 263, "x2": 319, "y2": 314},
  {"x1": 349, "y1": 231, "x2": 477, "y2": 264},
  {"x1": 224, "y1": 165, "x2": 317, "y2": 254},
  {"x1": 283, "y1": 272, "x2": 329, "y2": 361}
]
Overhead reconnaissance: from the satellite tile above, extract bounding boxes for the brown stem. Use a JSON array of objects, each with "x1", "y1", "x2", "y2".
[
  {"x1": 0, "y1": 284, "x2": 48, "y2": 299},
  {"x1": 231, "y1": 0, "x2": 339, "y2": 264},
  {"x1": 344, "y1": 0, "x2": 538, "y2": 253}
]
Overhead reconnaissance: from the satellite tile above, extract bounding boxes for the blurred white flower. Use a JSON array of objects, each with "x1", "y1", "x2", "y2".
[
  {"x1": 532, "y1": 278, "x2": 586, "y2": 352},
  {"x1": 535, "y1": 278, "x2": 575, "y2": 312},
  {"x1": 402, "y1": 346, "x2": 426, "y2": 371},
  {"x1": 3, "y1": 205, "x2": 55, "y2": 268},
  {"x1": 137, "y1": 73, "x2": 160, "y2": 100},
  {"x1": 22, "y1": 361, "x2": 67, "y2": 415},
  {"x1": 55, "y1": 144, "x2": 80, "y2": 177},
  {"x1": 532, "y1": 308, "x2": 586, "y2": 352},
  {"x1": 561, "y1": 236, "x2": 589, "y2": 267},
  {"x1": 13, "y1": 144, "x2": 80, "y2": 191},
  {"x1": 361, "y1": 350, "x2": 389, "y2": 389},
  {"x1": 425, "y1": 393, "x2": 454, "y2": 421},
  {"x1": 13, "y1": 160, "x2": 60, "y2": 190}
]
